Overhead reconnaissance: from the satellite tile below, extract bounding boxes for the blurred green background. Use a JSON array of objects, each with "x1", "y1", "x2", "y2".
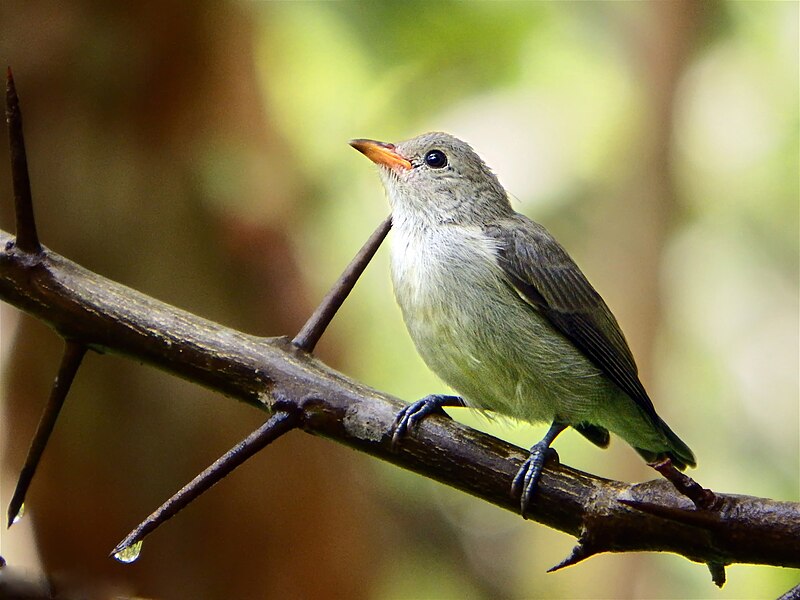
[{"x1": 1, "y1": 2, "x2": 797, "y2": 598}]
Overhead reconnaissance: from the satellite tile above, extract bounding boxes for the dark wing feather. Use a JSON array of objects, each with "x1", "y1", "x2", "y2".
[
  {"x1": 573, "y1": 423, "x2": 610, "y2": 448},
  {"x1": 485, "y1": 216, "x2": 659, "y2": 422}
]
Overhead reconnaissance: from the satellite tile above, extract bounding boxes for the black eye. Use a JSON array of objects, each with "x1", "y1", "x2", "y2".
[{"x1": 424, "y1": 149, "x2": 448, "y2": 169}]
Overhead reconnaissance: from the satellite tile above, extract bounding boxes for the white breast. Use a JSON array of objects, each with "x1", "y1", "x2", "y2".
[
  {"x1": 388, "y1": 219, "x2": 520, "y2": 409},
  {"x1": 387, "y1": 216, "x2": 606, "y2": 424},
  {"x1": 390, "y1": 220, "x2": 502, "y2": 310}
]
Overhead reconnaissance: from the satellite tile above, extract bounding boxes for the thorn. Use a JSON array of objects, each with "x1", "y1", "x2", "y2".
[
  {"x1": 547, "y1": 540, "x2": 599, "y2": 572},
  {"x1": 293, "y1": 215, "x2": 391, "y2": 353},
  {"x1": 649, "y1": 458, "x2": 720, "y2": 510},
  {"x1": 617, "y1": 496, "x2": 724, "y2": 530},
  {"x1": 111, "y1": 410, "x2": 299, "y2": 562},
  {"x1": 5, "y1": 67, "x2": 41, "y2": 255},
  {"x1": 707, "y1": 561, "x2": 726, "y2": 588},
  {"x1": 7, "y1": 341, "x2": 87, "y2": 527}
]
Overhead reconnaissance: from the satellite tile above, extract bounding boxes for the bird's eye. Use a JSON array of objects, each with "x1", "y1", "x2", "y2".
[{"x1": 424, "y1": 149, "x2": 448, "y2": 169}]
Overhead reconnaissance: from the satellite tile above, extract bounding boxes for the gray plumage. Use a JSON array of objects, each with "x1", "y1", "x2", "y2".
[{"x1": 353, "y1": 131, "x2": 695, "y2": 471}]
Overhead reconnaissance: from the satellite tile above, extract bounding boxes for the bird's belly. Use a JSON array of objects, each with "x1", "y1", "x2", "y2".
[{"x1": 391, "y1": 240, "x2": 615, "y2": 425}]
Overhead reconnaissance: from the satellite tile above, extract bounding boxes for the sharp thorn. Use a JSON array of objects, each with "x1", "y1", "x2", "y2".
[
  {"x1": 7, "y1": 341, "x2": 86, "y2": 526},
  {"x1": 617, "y1": 497, "x2": 722, "y2": 529},
  {"x1": 111, "y1": 410, "x2": 298, "y2": 562},
  {"x1": 707, "y1": 561, "x2": 726, "y2": 588},
  {"x1": 5, "y1": 67, "x2": 41, "y2": 254},
  {"x1": 649, "y1": 458, "x2": 720, "y2": 510},
  {"x1": 547, "y1": 541, "x2": 598, "y2": 573},
  {"x1": 293, "y1": 215, "x2": 391, "y2": 353}
]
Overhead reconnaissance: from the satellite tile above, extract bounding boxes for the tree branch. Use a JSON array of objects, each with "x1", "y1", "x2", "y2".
[{"x1": 1, "y1": 228, "x2": 798, "y2": 575}]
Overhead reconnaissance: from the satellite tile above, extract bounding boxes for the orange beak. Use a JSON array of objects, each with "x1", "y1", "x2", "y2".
[{"x1": 349, "y1": 139, "x2": 412, "y2": 170}]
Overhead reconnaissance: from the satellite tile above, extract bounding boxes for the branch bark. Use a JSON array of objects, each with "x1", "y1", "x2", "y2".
[{"x1": 1, "y1": 229, "x2": 798, "y2": 575}]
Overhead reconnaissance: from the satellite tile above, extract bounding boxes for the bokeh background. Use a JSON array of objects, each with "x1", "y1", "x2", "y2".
[{"x1": 1, "y1": 2, "x2": 797, "y2": 598}]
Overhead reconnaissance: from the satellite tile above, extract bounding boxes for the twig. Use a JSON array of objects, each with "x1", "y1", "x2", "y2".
[
  {"x1": 292, "y1": 215, "x2": 391, "y2": 352},
  {"x1": 650, "y1": 458, "x2": 719, "y2": 510},
  {"x1": 110, "y1": 409, "x2": 299, "y2": 563},
  {"x1": 7, "y1": 340, "x2": 87, "y2": 527},
  {"x1": 4, "y1": 68, "x2": 40, "y2": 255}
]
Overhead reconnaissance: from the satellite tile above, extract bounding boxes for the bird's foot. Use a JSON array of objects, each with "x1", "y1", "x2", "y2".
[
  {"x1": 390, "y1": 394, "x2": 464, "y2": 451},
  {"x1": 511, "y1": 443, "x2": 560, "y2": 519},
  {"x1": 510, "y1": 421, "x2": 567, "y2": 518}
]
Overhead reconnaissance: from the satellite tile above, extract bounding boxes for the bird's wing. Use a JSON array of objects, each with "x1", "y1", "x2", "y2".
[{"x1": 484, "y1": 216, "x2": 659, "y2": 422}]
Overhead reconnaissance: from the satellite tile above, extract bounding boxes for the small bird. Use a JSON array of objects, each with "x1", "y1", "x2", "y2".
[{"x1": 350, "y1": 132, "x2": 695, "y2": 516}]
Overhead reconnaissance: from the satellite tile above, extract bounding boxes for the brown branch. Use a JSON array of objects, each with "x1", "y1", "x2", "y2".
[{"x1": 1, "y1": 229, "x2": 798, "y2": 575}]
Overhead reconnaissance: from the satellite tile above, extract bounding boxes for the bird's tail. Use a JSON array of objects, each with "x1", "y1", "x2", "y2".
[{"x1": 636, "y1": 418, "x2": 696, "y2": 470}]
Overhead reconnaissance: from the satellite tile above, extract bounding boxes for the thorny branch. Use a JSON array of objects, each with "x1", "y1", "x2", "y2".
[
  {"x1": 1, "y1": 228, "x2": 798, "y2": 579},
  {"x1": 1, "y1": 71, "x2": 798, "y2": 589}
]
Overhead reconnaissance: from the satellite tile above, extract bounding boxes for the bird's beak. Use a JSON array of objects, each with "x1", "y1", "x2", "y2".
[{"x1": 349, "y1": 139, "x2": 412, "y2": 171}]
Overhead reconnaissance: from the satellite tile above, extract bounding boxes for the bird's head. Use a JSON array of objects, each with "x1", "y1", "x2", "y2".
[{"x1": 350, "y1": 132, "x2": 512, "y2": 227}]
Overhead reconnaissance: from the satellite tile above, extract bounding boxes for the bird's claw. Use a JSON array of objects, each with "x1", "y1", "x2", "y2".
[
  {"x1": 390, "y1": 394, "x2": 456, "y2": 451},
  {"x1": 512, "y1": 443, "x2": 559, "y2": 518}
]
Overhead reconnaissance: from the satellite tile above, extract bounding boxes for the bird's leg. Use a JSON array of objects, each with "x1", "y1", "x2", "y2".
[
  {"x1": 512, "y1": 421, "x2": 568, "y2": 518},
  {"x1": 390, "y1": 394, "x2": 465, "y2": 450}
]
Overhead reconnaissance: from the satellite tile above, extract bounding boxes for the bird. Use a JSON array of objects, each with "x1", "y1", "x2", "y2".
[{"x1": 349, "y1": 132, "x2": 695, "y2": 516}]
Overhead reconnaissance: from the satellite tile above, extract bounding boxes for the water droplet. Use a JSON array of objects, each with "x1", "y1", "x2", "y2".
[
  {"x1": 10, "y1": 503, "x2": 25, "y2": 525},
  {"x1": 113, "y1": 541, "x2": 143, "y2": 564}
]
